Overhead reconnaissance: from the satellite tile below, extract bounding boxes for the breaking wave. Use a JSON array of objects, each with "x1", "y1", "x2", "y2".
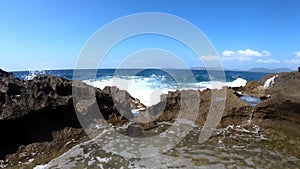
[{"x1": 83, "y1": 75, "x2": 247, "y2": 106}]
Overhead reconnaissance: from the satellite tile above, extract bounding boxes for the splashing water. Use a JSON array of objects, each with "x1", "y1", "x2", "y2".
[
  {"x1": 263, "y1": 75, "x2": 278, "y2": 89},
  {"x1": 23, "y1": 69, "x2": 46, "y2": 80}
]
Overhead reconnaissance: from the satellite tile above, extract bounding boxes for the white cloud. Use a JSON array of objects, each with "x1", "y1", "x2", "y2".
[
  {"x1": 284, "y1": 51, "x2": 300, "y2": 64},
  {"x1": 222, "y1": 56, "x2": 251, "y2": 61},
  {"x1": 222, "y1": 49, "x2": 272, "y2": 61},
  {"x1": 199, "y1": 55, "x2": 219, "y2": 61},
  {"x1": 257, "y1": 59, "x2": 280, "y2": 64},
  {"x1": 236, "y1": 49, "x2": 264, "y2": 57},
  {"x1": 294, "y1": 51, "x2": 300, "y2": 58},
  {"x1": 261, "y1": 50, "x2": 272, "y2": 57},
  {"x1": 222, "y1": 50, "x2": 235, "y2": 57}
]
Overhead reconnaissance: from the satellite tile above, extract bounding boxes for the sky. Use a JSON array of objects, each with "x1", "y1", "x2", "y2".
[{"x1": 1, "y1": 0, "x2": 300, "y2": 71}]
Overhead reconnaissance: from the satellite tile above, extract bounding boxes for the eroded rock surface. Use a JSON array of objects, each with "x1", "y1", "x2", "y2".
[
  {"x1": 2, "y1": 68, "x2": 300, "y2": 167},
  {"x1": 232, "y1": 74, "x2": 276, "y2": 98},
  {"x1": 0, "y1": 69, "x2": 134, "y2": 166},
  {"x1": 136, "y1": 88, "x2": 253, "y2": 129},
  {"x1": 253, "y1": 71, "x2": 300, "y2": 135}
]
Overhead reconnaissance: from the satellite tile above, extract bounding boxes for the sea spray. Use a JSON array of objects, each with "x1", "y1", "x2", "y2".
[
  {"x1": 264, "y1": 75, "x2": 278, "y2": 88},
  {"x1": 23, "y1": 69, "x2": 46, "y2": 80}
]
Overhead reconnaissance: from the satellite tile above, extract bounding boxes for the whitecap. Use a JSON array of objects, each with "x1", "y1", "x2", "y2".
[{"x1": 83, "y1": 76, "x2": 247, "y2": 106}]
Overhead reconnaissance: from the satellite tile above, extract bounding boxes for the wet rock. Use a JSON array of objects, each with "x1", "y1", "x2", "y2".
[
  {"x1": 0, "y1": 69, "x2": 134, "y2": 165},
  {"x1": 197, "y1": 88, "x2": 253, "y2": 128},
  {"x1": 253, "y1": 71, "x2": 300, "y2": 135},
  {"x1": 233, "y1": 74, "x2": 276, "y2": 98},
  {"x1": 130, "y1": 97, "x2": 146, "y2": 109},
  {"x1": 4, "y1": 127, "x2": 86, "y2": 167},
  {"x1": 136, "y1": 88, "x2": 253, "y2": 130}
]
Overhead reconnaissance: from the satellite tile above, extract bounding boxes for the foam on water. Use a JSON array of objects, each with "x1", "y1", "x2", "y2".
[
  {"x1": 226, "y1": 78, "x2": 247, "y2": 88},
  {"x1": 23, "y1": 69, "x2": 45, "y2": 80},
  {"x1": 83, "y1": 75, "x2": 173, "y2": 106},
  {"x1": 83, "y1": 76, "x2": 248, "y2": 106}
]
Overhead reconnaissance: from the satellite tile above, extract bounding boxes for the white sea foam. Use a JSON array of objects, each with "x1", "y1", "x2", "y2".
[
  {"x1": 83, "y1": 76, "x2": 247, "y2": 106},
  {"x1": 226, "y1": 78, "x2": 247, "y2": 88},
  {"x1": 33, "y1": 164, "x2": 47, "y2": 169},
  {"x1": 23, "y1": 69, "x2": 45, "y2": 80},
  {"x1": 83, "y1": 75, "x2": 173, "y2": 106},
  {"x1": 264, "y1": 75, "x2": 278, "y2": 88}
]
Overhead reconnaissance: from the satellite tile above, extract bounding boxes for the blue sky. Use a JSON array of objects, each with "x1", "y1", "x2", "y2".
[{"x1": 1, "y1": 0, "x2": 300, "y2": 71}]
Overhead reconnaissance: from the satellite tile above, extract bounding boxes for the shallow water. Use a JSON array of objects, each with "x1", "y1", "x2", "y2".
[
  {"x1": 34, "y1": 121, "x2": 300, "y2": 169},
  {"x1": 239, "y1": 95, "x2": 261, "y2": 107}
]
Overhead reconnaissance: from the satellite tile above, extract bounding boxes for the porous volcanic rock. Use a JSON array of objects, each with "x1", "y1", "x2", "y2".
[
  {"x1": 232, "y1": 74, "x2": 277, "y2": 98},
  {"x1": 136, "y1": 88, "x2": 253, "y2": 129},
  {"x1": 0, "y1": 69, "x2": 134, "y2": 166},
  {"x1": 253, "y1": 71, "x2": 300, "y2": 135}
]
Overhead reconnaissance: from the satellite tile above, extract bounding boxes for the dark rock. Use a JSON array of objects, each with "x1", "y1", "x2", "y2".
[
  {"x1": 136, "y1": 88, "x2": 253, "y2": 130},
  {"x1": 0, "y1": 69, "x2": 134, "y2": 163},
  {"x1": 4, "y1": 127, "x2": 86, "y2": 166},
  {"x1": 0, "y1": 69, "x2": 15, "y2": 80},
  {"x1": 3, "y1": 68, "x2": 300, "y2": 166}
]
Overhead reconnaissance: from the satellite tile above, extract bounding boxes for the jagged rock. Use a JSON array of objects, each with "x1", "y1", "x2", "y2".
[
  {"x1": 2, "y1": 68, "x2": 300, "y2": 167},
  {"x1": 130, "y1": 98, "x2": 146, "y2": 109},
  {"x1": 4, "y1": 127, "x2": 86, "y2": 166},
  {"x1": 136, "y1": 88, "x2": 253, "y2": 129},
  {"x1": 0, "y1": 69, "x2": 134, "y2": 164},
  {"x1": 232, "y1": 74, "x2": 277, "y2": 98},
  {"x1": 253, "y1": 71, "x2": 300, "y2": 135}
]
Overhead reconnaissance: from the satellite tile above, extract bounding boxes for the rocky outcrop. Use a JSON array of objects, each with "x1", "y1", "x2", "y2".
[
  {"x1": 232, "y1": 74, "x2": 277, "y2": 98},
  {"x1": 231, "y1": 71, "x2": 300, "y2": 136},
  {"x1": 253, "y1": 71, "x2": 300, "y2": 135},
  {"x1": 2, "y1": 68, "x2": 300, "y2": 167},
  {"x1": 136, "y1": 88, "x2": 253, "y2": 129},
  {"x1": 0, "y1": 69, "x2": 134, "y2": 165},
  {"x1": 136, "y1": 71, "x2": 300, "y2": 138}
]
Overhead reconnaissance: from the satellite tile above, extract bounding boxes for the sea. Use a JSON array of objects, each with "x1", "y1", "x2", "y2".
[
  {"x1": 12, "y1": 69, "x2": 300, "y2": 169},
  {"x1": 14, "y1": 69, "x2": 267, "y2": 106}
]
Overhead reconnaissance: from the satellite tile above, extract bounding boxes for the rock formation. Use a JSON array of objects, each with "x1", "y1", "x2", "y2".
[
  {"x1": 0, "y1": 69, "x2": 135, "y2": 166},
  {"x1": 136, "y1": 88, "x2": 253, "y2": 129},
  {"x1": 136, "y1": 71, "x2": 300, "y2": 138},
  {"x1": 253, "y1": 71, "x2": 300, "y2": 135},
  {"x1": 1, "y1": 68, "x2": 300, "y2": 167},
  {"x1": 232, "y1": 74, "x2": 276, "y2": 98},
  {"x1": 228, "y1": 71, "x2": 300, "y2": 136}
]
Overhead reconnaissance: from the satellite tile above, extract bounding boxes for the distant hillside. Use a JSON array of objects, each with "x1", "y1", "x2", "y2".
[
  {"x1": 248, "y1": 67, "x2": 292, "y2": 73},
  {"x1": 191, "y1": 67, "x2": 239, "y2": 71}
]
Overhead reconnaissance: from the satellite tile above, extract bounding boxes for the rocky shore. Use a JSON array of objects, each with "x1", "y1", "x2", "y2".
[
  {"x1": 1, "y1": 69, "x2": 300, "y2": 168},
  {"x1": 231, "y1": 71, "x2": 300, "y2": 135},
  {"x1": 0, "y1": 69, "x2": 140, "y2": 168}
]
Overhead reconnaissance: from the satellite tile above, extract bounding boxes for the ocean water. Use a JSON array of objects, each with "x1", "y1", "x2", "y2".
[
  {"x1": 13, "y1": 69, "x2": 269, "y2": 83},
  {"x1": 13, "y1": 69, "x2": 268, "y2": 106},
  {"x1": 11, "y1": 69, "x2": 300, "y2": 168}
]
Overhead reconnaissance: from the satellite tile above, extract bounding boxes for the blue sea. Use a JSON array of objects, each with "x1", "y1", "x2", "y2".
[
  {"x1": 13, "y1": 69, "x2": 269, "y2": 106},
  {"x1": 13, "y1": 69, "x2": 269, "y2": 82}
]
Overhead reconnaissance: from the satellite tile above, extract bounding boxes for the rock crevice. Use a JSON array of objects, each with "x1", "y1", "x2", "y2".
[{"x1": 0, "y1": 69, "x2": 134, "y2": 163}]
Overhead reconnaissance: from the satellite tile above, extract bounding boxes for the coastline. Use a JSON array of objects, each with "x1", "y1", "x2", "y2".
[{"x1": 1, "y1": 69, "x2": 300, "y2": 168}]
